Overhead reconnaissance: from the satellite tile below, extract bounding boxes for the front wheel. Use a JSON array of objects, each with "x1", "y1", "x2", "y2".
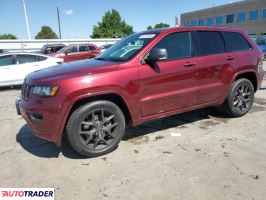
[
  {"x1": 66, "y1": 100, "x2": 125, "y2": 157},
  {"x1": 221, "y1": 78, "x2": 254, "y2": 117}
]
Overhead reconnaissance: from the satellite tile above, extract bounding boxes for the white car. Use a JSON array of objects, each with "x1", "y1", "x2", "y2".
[{"x1": 0, "y1": 53, "x2": 63, "y2": 87}]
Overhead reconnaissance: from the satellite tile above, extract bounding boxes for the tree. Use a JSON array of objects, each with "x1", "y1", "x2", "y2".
[
  {"x1": 0, "y1": 34, "x2": 17, "y2": 40},
  {"x1": 147, "y1": 23, "x2": 170, "y2": 30},
  {"x1": 91, "y1": 9, "x2": 133, "y2": 38},
  {"x1": 35, "y1": 26, "x2": 58, "y2": 39}
]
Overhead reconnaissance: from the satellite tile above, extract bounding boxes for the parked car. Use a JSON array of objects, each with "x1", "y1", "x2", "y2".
[
  {"x1": 100, "y1": 44, "x2": 113, "y2": 52},
  {"x1": 0, "y1": 49, "x2": 8, "y2": 54},
  {"x1": 50, "y1": 44, "x2": 100, "y2": 62},
  {"x1": 256, "y1": 38, "x2": 266, "y2": 60},
  {"x1": 39, "y1": 44, "x2": 66, "y2": 55},
  {"x1": 0, "y1": 53, "x2": 63, "y2": 87},
  {"x1": 16, "y1": 27, "x2": 264, "y2": 157}
]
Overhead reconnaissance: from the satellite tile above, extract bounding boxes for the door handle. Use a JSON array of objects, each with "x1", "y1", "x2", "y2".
[
  {"x1": 184, "y1": 62, "x2": 196, "y2": 67},
  {"x1": 225, "y1": 56, "x2": 235, "y2": 61}
]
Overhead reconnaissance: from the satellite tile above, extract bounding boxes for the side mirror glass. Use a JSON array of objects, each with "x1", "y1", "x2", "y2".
[{"x1": 146, "y1": 48, "x2": 168, "y2": 62}]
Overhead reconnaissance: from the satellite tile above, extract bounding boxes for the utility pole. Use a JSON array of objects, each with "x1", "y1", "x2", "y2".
[
  {"x1": 22, "y1": 0, "x2": 31, "y2": 39},
  {"x1": 57, "y1": 6, "x2": 62, "y2": 39}
]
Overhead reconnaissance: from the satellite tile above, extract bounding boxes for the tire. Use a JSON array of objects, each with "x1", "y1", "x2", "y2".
[
  {"x1": 66, "y1": 100, "x2": 125, "y2": 157},
  {"x1": 221, "y1": 78, "x2": 254, "y2": 117}
]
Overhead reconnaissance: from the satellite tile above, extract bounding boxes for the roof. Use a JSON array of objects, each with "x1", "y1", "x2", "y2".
[
  {"x1": 0, "y1": 52, "x2": 50, "y2": 57},
  {"x1": 142, "y1": 26, "x2": 244, "y2": 34}
]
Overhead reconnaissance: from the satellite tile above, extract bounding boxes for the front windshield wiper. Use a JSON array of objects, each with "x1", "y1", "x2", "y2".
[{"x1": 94, "y1": 57, "x2": 122, "y2": 62}]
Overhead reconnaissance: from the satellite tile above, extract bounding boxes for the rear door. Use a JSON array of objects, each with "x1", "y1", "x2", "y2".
[
  {"x1": 14, "y1": 54, "x2": 39, "y2": 81},
  {"x1": 79, "y1": 45, "x2": 92, "y2": 59},
  {"x1": 139, "y1": 31, "x2": 199, "y2": 116},
  {"x1": 64, "y1": 45, "x2": 79, "y2": 62},
  {"x1": 195, "y1": 31, "x2": 232, "y2": 104},
  {"x1": 0, "y1": 55, "x2": 16, "y2": 85}
]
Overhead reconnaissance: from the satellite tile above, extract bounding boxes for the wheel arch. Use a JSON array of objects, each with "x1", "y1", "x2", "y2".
[{"x1": 233, "y1": 71, "x2": 258, "y2": 91}]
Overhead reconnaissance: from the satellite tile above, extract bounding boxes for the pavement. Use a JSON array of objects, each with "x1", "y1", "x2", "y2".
[{"x1": 0, "y1": 64, "x2": 266, "y2": 200}]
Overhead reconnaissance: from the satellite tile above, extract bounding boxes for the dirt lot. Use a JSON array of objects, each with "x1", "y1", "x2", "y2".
[{"x1": 0, "y1": 66, "x2": 266, "y2": 200}]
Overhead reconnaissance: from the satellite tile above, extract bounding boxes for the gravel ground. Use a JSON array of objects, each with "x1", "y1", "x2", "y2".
[{"x1": 0, "y1": 64, "x2": 266, "y2": 200}]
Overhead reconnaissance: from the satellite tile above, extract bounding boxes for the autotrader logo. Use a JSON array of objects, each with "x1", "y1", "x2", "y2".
[{"x1": 0, "y1": 188, "x2": 54, "y2": 200}]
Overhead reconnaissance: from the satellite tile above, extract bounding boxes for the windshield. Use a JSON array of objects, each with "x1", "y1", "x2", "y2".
[
  {"x1": 96, "y1": 32, "x2": 158, "y2": 62},
  {"x1": 256, "y1": 39, "x2": 266, "y2": 45},
  {"x1": 57, "y1": 46, "x2": 67, "y2": 53}
]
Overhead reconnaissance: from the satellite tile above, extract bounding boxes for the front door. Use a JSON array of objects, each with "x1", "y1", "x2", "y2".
[{"x1": 139, "y1": 31, "x2": 198, "y2": 117}]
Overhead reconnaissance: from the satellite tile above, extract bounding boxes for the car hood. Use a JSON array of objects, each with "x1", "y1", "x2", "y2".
[
  {"x1": 257, "y1": 45, "x2": 266, "y2": 52},
  {"x1": 26, "y1": 59, "x2": 119, "y2": 83}
]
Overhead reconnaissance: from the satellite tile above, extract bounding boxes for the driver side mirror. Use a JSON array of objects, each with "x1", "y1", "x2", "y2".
[{"x1": 146, "y1": 48, "x2": 168, "y2": 62}]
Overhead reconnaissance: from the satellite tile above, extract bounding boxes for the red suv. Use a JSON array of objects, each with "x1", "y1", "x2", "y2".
[
  {"x1": 50, "y1": 44, "x2": 100, "y2": 62},
  {"x1": 16, "y1": 27, "x2": 264, "y2": 157}
]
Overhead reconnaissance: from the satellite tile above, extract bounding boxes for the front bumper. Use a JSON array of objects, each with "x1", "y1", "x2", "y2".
[{"x1": 16, "y1": 95, "x2": 67, "y2": 145}]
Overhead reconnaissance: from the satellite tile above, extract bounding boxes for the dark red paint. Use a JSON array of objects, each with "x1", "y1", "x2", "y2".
[{"x1": 17, "y1": 27, "x2": 264, "y2": 145}]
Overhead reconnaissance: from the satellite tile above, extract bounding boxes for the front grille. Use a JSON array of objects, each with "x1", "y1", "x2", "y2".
[{"x1": 21, "y1": 83, "x2": 33, "y2": 101}]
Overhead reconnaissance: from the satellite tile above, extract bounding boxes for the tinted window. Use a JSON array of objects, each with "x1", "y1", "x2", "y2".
[
  {"x1": 191, "y1": 20, "x2": 198, "y2": 26},
  {"x1": 197, "y1": 31, "x2": 226, "y2": 56},
  {"x1": 79, "y1": 46, "x2": 89, "y2": 52},
  {"x1": 67, "y1": 46, "x2": 78, "y2": 53},
  {"x1": 153, "y1": 32, "x2": 191, "y2": 60},
  {"x1": 237, "y1": 12, "x2": 246, "y2": 22},
  {"x1": 199, "y1": 19, "x2": 205, "y2": 26},
  {"x1": 38, "y1": 56, "x2": 47, "y2": 61},
  {"x1": 216, "y1": 16, "x2": 223, "y2": 26},
  {"x1": 207, "y1": 18, "x2": 214, "y2": 26},
  {"x1": 0, "y1": 55, "x2": 13, "y2": 66},
  {"x1": 263, "y1": 9, "x2": 266, "y2": 19},
  {"x1": 223, "y1": 32, "x2": 251, "y2": 52},
  {"x1": 226, "y1": 14, "x2": 234, "y2": 24},
  {"x1": 250, "y1": 10, "x2": 259, "y2": 21},
  {"x1": 184, "y1": 21, "x2": 190, "y2": 26},
  {"x1": 16, "y1": 55, "x2": 37, "y2": 64},
  {"x1": 89, "y1": 46, "x2": 97, "y2": 51}
]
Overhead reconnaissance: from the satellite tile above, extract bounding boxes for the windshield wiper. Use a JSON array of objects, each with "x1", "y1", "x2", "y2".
[{"x1": 95, "y1": 57, "x2": 122, "y2": 62}]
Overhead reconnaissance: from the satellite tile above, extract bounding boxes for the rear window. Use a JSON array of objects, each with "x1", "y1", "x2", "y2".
[
  {"x1": 0, "y1": 55, "x2": 13, "y2": 66},
  {"x1": 197, "y1": 31, "x2": 226, "y2": 56},
  {"x1": 223, "y1": 32, "x2": 252, "y2": 52}
]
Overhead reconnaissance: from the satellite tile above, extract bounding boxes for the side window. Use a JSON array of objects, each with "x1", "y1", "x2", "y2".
[
  {"x1": 67, "y1": 46, "x2": 78, "y2": 53},
  {"x1": 197, "y1": 31, "x2": 226, "y2": 56},
  {"x1": 153, "y1": 32, "x2": 191, "y2": 60},
  {"x1": 223, "y1": 32, "x2": 251, "y2": 52},
  {"x1": 38, "y1": 56, "x2": 47, "y2": 61},
  {"x1": 79, "y1": 46, "x2": 89, "y2": 52},
  {"x1": 0, "y1": 55, "x2": 13, "y2": 66},
  {"x1": 16, "y1": 55, "x2": 37, "y2": 64},
  {"x1": 89, "y1": 46, "x2": 97, "y2": 51}
]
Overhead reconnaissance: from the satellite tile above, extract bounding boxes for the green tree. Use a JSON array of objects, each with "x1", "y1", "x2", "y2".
[
  {"x1": 91, "y1": 9, "x2": 133, "y2": 38},
  {"x1": 0, "y1": 34, "x2": 17, "y2": 39},
  {"x1": 35, "y1": 26, "x2": 58, "y2": 39},
  {"x1": 147, "y1": 23, "x2": 170, "y2": 30}
]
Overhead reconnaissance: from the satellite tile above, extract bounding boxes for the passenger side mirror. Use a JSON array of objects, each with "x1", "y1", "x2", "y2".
[
  {"x1": 146, "y1": 48, "x2": 168, "y2": 62},
  {"x1": 64, "y1": 50, "x2": 68, "y2": 56}
]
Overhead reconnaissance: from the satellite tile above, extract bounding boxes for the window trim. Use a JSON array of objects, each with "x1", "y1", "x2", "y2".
[
  {"x1": 221, "y1": 31, "x2": 253, "y2": 53},
  {"x1": 194, "y1": 31, "x2": 227, "y2": 57},
  {"x1": 142, "y1": 31, "x2": 196, "y2": 64}
]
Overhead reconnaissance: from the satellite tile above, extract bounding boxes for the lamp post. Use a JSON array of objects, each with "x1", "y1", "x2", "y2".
[
  {"x1": 22, "y1": 0, "x2": 31, "y2": 40},
  {"x1": 57, "y1": 6, "x2": 62, "y2": 39}
]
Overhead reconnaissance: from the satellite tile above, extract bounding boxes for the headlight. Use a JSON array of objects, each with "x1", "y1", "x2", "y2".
[{"x1": 33, "y1": 86, "x2": 59, "y2": 97}]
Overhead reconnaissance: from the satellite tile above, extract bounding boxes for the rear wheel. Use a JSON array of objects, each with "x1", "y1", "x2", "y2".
[
  {"x1": 66, "y1": 100, "x2": 125, "y2": 157},
  {"x1": 221, "y1": 78, "x2": 254, "y2": 117}
]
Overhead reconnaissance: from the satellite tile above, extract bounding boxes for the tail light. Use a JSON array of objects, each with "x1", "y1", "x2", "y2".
[{"x1": 258, "y1": 60, "x2": 263, "y2": 73}]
